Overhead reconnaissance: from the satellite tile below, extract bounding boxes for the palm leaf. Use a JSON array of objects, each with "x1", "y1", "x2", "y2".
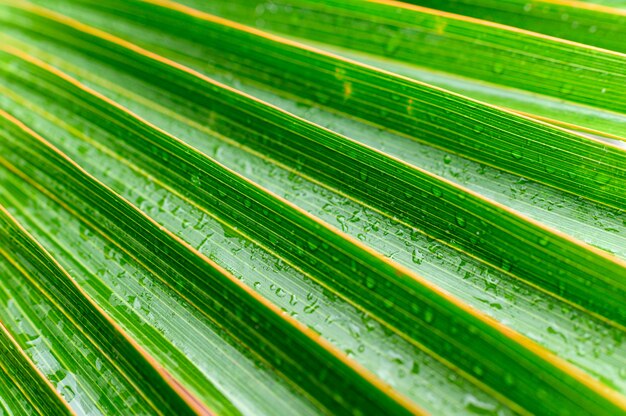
[{"x1": 1, "y1": 0, "x2": 625, "y2": 414}]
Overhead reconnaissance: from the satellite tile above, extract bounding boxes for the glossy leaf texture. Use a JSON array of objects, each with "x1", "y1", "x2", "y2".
[{"x1": 1, "y1": 0, "x2": 625, "y2": 415}]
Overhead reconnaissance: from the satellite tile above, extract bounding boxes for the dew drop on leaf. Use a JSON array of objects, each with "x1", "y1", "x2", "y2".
[
  {"x1": 424, "y1": 309, "x2": 434, "y2": 323},
  {"x1": 60, "y1": 385, "x2": 75, "y2": 402},
  {"x1": 463, "y1": 394, "x2": 497, "y2": 415},
  {"x1": 456, "y1": 216, "x2": 467, "y2": 227},
  {"x1": 411, "y1": 248, "x2": 423, "y2": 265}
]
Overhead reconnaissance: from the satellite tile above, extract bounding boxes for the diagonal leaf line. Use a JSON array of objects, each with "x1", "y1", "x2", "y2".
[
  {"x1": 1, "y1": 39, "x2": 624, "y2": 416},
  {"x1": 9, "y1": 0, "x2": 626, "y2": 200},
  {"x1": 270, "y1": 2, "x2": 624, "y2": 67},
  {"x1": 1, "y1": 88, "x2": 558, "y2": 408},
  {"x1": 2, "y1": 12, "x2": 620, "y2": 276},
  {"x1": 89, "y1": 0, "x2": 626, "y2": 207},
  {"x1": 395, "y1": 0, "x2": 626, "y2": 53},
  {"x1": 5, "y1": 31, "x2": 625, "y2": 333},
  {"x1": 0, "y1": 270, "x2": 114, "y2": 416},
  {"x1": 0, "y1": 205, "x2": 212, "y2": 416},
  {"x1": 0, "y1": 158, "x2": 317, "y2": 416},
  {"x1": 4, "y1": 79, "x2": 607, "y2": 346},
  {"x1": 0, "y1": 250, "x2": 164, "y2": 415},
  {"x1": 0, "y1": 320, "x2": 74, "y2": 416},
  {"x1": 0, "y1": 110, "x2": 424, "y2": 415},
  {"x1": 88, "y1": 2, "x2": 626, "y2": 163},
  {"x1": 0, "y1": 149, "x2": 333, "y2": 416},
  {"x1": 5, "y1": 0, "x2": 623, "y2": 412},
  {"x1": 8, "y1": 45, "x2": 622, "y2": 268},
  {"x1": 377, "y1": 0, "x2": 626, "y2": 53},
  {"x1": 4, "y1": 12, "x2": 624, "y2": 384}
]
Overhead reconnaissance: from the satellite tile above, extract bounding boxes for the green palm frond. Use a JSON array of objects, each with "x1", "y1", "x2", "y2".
[{"x1": 1, "y1": 0, "x2": 625, "y2": 415}]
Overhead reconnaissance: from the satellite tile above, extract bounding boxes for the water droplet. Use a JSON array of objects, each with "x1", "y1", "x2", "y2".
[
  {"x1": 60, "y1": 385, "x2": 75, "y2": 402},
  {"x1": 463, "y1": 394, "x2": 497, "y2": 414},
  {"x1": 411, "y1": 361, "x2": 420, "y2": 374},
  {"x1": 456, "y1": 216, "x2": 467, "y2": 227},
  {"x1": 547, "y1": 324, "x2": 567, "y2": 342},
  {"x1": 538, "y1": 237, "x2": 549, "y2": 246},
  {"x1": 365, "y1": 276, "x2": 376, "y2": 289},
  {"x1": 443, "y1": 154, "x2": 452, "y2": 164},
  {"x1": 289, "y1": 294, "x2": 298, "y2": 306},
  {"x1": 411, "y1": 248, "x2": 423, "y2": 265},
  {"x1": 511, "y1": 150, "x2": 523, "y2": 160},
  {"x1": 424, "y1": 309, "x2": 434, "y2": 323},
  {"x1": 432, "y1": 187, "x2": 443, "y2": 197}
]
